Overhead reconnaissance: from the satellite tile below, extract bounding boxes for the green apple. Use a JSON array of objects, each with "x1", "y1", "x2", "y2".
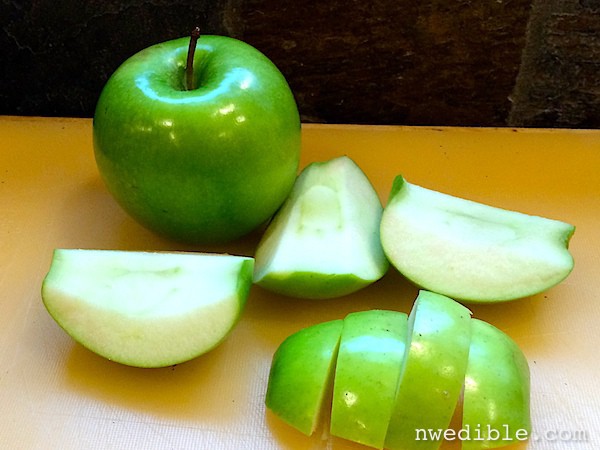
[
  {"x1": 41, "y1": 249, "x2": 253, "y2": 368},
  {"x1": 380, "y1": 175, "x2": 575, "y2": 302},
  {"x1": 253, "y1": 156, "x2": 389, "y2": 299},
  {"x1": 265, "y1": 291, "x2": 532, "y2": 450},
  {"x1": 93, "y1": 33, "x2": 301, "y2": 244},
  {"x1": 265, "y1": 319, "x2": 343, "y2": 436},
  {"x1": 330, "y1": 310, "x2": 408, "y2": 448},
  {"x1": 384, "y1": 290, "x2": 472, "y2": 450},
  {"x1": 462, "y1": 319, "x2": 530, "y2": 450}
]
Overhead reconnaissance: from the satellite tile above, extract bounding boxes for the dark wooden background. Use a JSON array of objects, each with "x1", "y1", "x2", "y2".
[{"x1": 2, "y1": 0, "x2": 600, "y2": 128}]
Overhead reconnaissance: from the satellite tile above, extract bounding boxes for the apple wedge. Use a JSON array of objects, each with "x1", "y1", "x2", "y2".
[
  {"x1": 380, "y1": 175, "x2": 575, "y2": 302},
  {"x1": 253, "y1": 156, "x2": 389, "y2": 299},
  {"x1": 41, "y1": 249, "x2": 253, "y2": 368},
  {"x1": 265, "y1": 319, "x2": 343, "y2": 436},
  {"x1": 330, "y1": 310, "x2": 408, "y2": 448},
  {"x1": 462, "y1": 319, "x2": 531, "y2": 450},
  {"x1": 385, "y1": 290, "x2": 472, "y2": 450}
]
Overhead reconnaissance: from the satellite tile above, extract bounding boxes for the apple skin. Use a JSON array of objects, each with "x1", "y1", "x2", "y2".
[
  {"x1": 265, "y1": 293, "x2": 531, "y2": 449},
  {"x1": 330, "y1": 310, "x2": 408, "y2": 449},
  {"x1": 265, "y1": 319, "x2": 343, "y2": 436},
  {"x1": 385, "y1": 290, "x2": 472, "y2": 450},
  {"x1": 256, "y1": 271, "x2": 372, "y2": 299},
  {"x1": 94, "y1": 35, "x2": 301, "y2": 244},
  {"x1": 462, "y1": 319, "x2": 531, "y2": 450}
]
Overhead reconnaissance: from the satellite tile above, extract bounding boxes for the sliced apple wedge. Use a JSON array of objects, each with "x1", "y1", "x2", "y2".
[
  {"x1": 380, "y1": 175, "x2": 575, "y2": 302},
  {"x1": 253, "y1": 156, "x2": 389, "y2": 299},
  {"x1": 462, "y1": 319, "x2": 531, "y2": 450},
  {"x1": 385, "y1": 290, "x2": 472, "y2": 450},
  {"x1": 265, "y1": 319, "x2": 343, "y2": 436},
  {"x1": 330, "y1": 310, "x2": 408, "y2": 448},
  {"x1": 42, "y1": 249, "x2": 253, "y2": 368}
]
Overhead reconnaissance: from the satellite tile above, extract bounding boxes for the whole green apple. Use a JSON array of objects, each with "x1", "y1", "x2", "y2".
[{"x1": 93, "y1": 33, "x2": 301, "y2": 243}]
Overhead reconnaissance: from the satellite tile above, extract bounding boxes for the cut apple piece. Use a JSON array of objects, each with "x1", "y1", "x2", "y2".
[
  {"x1": 462, "y1": 319, "x2": 531, "y2": 450},
  {"x1": 380, "y1": 175, "x2": 575, "y2": 302},
  {"x1": 265, "y1": 319, "x2": 343, "y2": 436},
  {"x1": 41, "y1": 249, "x2": 253, "y2": 368},
  {"x1": 330, "y1": 310, "x2": 408, "y2": 448},
  {"x1": 385, "y1": 290, "x2": 472, "y2": 450},
  {"x1": 266, "y1": 293, "x2": 532, "y2": 449},
  {"x1": 253, "y1": 155, "x2": 389, "y2": 299}
]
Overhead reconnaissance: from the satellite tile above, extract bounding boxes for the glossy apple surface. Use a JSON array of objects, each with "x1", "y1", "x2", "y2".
[
  {"x1": 265, "y1": 319, "x2": 343, "y2": 436},
  {"x1": 330, "y1": 310, "x2": 408, "y2": 448},
  {"x1": 380, "y1": 175, "x2": 575, "y2": 302},
  {"x1": 41, "y1": 249, "x2": 253, "y2": 368},
  {"x1": 385, "y1": 290, "x2": 472, "y2": 450},
  {"x1": 253, "y1": 156, "x2": 389, "y2": 299},
  {"x1": 94, "y1": 35, "x2": 300, "y2": 244},
  {"x1": 462, "y1": 319, "x2": 531, "y2": 450},
  {"x1": 265, "y1": 292, "x2": 531, "y2": 450}
]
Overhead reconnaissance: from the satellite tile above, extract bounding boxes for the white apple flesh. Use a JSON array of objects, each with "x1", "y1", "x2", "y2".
[
  {"x1": 253, "y1": 155, "x2": 389, "y2": 299},
  {"x1": 380, "y1": 175, "x2": 575, "y2": 302},
  {"x1": 42, "y1": 249, "x2": 253, "y2": 368}
]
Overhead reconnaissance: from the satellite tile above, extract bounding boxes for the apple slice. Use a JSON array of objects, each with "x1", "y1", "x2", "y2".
[
  {"x1": 266, "y1": 294, "x2": 532, "y2": 449},
  {"x1": 265, "y1": 319, "x2": 343, "y2": 435},
  {"x1": 253, "y1": 155, "x2": 389, "y2": 299},
  {"x1": 380, "y1": 175, "x2": 575, "y2": 302},
  {"x1": 41, "y1": 249, "x2": 253, "y2": 368},
  {"x1": 462, "y1": 319, "x2": 531, "y2": 449},
  {"x1": 385, "y1": 290, "x2": 472, "y2": 450},
  {"x1": 330, "y1": 310, "x2": 408, "y2": 448}
]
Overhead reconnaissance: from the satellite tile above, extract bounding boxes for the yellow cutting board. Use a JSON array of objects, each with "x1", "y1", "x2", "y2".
[{"x1": 1, "y1": 116, "x2": 598, "y2": 449}]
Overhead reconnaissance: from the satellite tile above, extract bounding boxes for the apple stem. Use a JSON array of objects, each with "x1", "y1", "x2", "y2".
[{"x1": 185, "y1": 27, "x2": 201, "y2": 91}]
